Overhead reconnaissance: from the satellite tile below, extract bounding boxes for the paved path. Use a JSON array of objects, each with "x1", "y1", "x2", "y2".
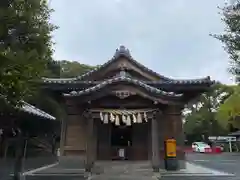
[
  {"x1": 0, "y1": 157, "x2": 56, "y2": 180},
  {"x1": 24, "y1": 156, "x2": 238, "y2": 180},
  {"x1": 3, "y1": 153, "x2": 240, "y2": 180},
  {"x1": 186, "y1": 153, "x2": 240, "y2": 177}
]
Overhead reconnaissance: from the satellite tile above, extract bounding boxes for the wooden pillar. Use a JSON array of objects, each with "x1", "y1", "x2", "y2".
[
  {"x1": 59, "y1": 97, "x2": 68, "y2": 156},
  {"x1": 164, "y1": 105, "x2": 185, "y2": 169},
  {"x1": 60, "y1": 118, "x2": 67, "y2": 156},
  {"x1": 13, "y1": 131, "x2": 27, "y2": 180},
  {"x1": 92, "y1": 119, "x2": 97, "y2": 161},
  {"x1": 151, "y1": 111, "x2": 160, "y2": 172},
  {"x1": 85, "y1": 113, "x2": 94, "y2": 172},
  {"x1": 3, "y1": 139, "x2": 9, "y2": 159}
]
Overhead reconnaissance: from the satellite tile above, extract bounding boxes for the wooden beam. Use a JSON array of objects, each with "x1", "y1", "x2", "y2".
[
  {"x1": 59, "y1": 100, "x2": 68, "y2": 156},
  {"x1": 74, "y1": 85, "x2": 183, "y2": 105},
  {"x1": 87, "y1": 109, "x2": 158, "y2": 119},
  {"x1": 78, "y1": 95, "x2": 157, "y2": 108}
]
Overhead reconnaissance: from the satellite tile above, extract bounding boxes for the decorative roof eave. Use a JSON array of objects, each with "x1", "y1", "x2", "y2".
[
  {"x1": 63, "y1": 76, "x2": 184, "y2": 98},
  {"x1": 20, "y1": 101, "x2": 56, "y2": 120},
  {"x1": 41, "y1": 76, "x2": 215, "y2": 86},
  {"x1": 0, "y1": 94, "x2": 56, "y2": 120}
]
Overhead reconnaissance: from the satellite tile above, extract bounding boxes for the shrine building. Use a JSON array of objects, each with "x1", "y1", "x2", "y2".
[{"x1": 40, "y1": 46, "x2": 214, "y2": 171}]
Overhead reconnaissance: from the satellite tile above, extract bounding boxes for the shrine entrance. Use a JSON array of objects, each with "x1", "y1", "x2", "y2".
[
  {"x1": 111, "y1": 124, "x2": 132, "y2": 160},
  {"x1": 96, "y1": 109, "x2": 151, "y2": 161}
]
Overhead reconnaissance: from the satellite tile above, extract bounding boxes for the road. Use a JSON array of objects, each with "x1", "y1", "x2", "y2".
[{"x1": 183, "y1": 152, "x2": 240, "y2": 180}]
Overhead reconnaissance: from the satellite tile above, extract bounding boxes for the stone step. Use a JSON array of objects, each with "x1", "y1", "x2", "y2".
[
  {"x1": 90, "y1": 174, "x2": 160, "y2": 180},
  {"x1": 58, "y1": 156, "x2": 85, "y2": 168}
]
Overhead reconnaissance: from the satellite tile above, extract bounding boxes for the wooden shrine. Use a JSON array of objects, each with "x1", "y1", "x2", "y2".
[{"x1": 40, "y1": 46, "x2": 214, "y2": 171}]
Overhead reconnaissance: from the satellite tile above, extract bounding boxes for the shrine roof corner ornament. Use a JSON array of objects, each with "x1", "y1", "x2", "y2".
[{"x1": 21, "y1": 101, "x2": 56, "y2": 120}]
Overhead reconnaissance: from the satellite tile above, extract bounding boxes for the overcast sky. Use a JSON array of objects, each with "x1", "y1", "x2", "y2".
[{"x1": 50, "y1": 0, "x2": 235, "y2": 84}]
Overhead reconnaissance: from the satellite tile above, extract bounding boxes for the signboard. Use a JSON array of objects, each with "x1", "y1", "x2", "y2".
[
  {"x1": 166, "y1": 139, "x2": 177, "y2": 157},
  {"x1": 208, "y1": 136, "x2": 236, "y2": 142},
  {"x1": 118, "y1": 148, "x2": 125, "y2": 158}
]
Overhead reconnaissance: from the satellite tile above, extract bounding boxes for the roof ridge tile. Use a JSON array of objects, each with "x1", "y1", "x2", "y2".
[{"x1": 64, "y1": 76, "x2": 183, "y2": 97}]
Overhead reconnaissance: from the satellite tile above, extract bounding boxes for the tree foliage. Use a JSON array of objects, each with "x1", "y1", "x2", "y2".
[
  {"x1": 59, "y1": 60, "x2": 96, "y2": 78},
  {"x1": 42, "y1": 60, "x2": 97, "y2": 78},
  {"x1": 216, "y1": 85, "x2": 240, "y2": 130},
  {"x1": 0, "y1": 0, "x2": 57, "y2": 107},
  {"x1": 212, "y1": 1, "x2": 240, "y2": 82},
  {"x1": 28, "y1": 60, "x2": 96, "y2": 121},
  {"x1": 184, "y1": 84, "x2": 232, "y2": 139}
]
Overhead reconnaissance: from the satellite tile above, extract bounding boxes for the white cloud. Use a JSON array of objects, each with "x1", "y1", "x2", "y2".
[{"x1": 50, "y1": 0, "x2": 234, "y2": 84}]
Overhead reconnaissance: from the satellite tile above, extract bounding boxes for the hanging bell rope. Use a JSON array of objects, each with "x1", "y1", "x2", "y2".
[
  {"x1": 100, "y1": 112, "x2": 103, "y2": 121},
  {"x1": 110, "y1": 113, "x2": 115, "y2": 122},
  {"x1": 96, "y1": 108, "x2": 158, "y2": 125},
  {"x1": 103, "y1": 113, "x2": 108, "y2": 124},
  {"x1": 92, "y1": 108, "x2": 156, "y2": 114},
  {"x1": 144, "y1": 112, "x2": 148, "y2": 122},
  {"x1": 115, "y1": 115, "x2": 120, "y2": 126},
  {"x1": 137, "y1": 113, "x2": 142, "y2": 123},
  {"x1": 126, "y1": 115, "x2": 131, "y2": 126},
  {"x1": 132, "y1": 114, "x2": 137, "y2": 123}
]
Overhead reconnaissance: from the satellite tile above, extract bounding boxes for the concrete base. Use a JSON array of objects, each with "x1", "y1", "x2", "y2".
[
  {"x1": 178, "y1": 160, "x2": 186, "y2": 169},
  {"x1": 159, "y1": 159, "x2": 185, "y2": 170},
  {"x1": 152, "y1": 166, "x2": 160, "y2": 172},
  {"x1": 159, "y1": 162, "x2": 234, "y2": 177},
  {"x1": 58, "y1": 156, "x2": 85, "y2": 169}
]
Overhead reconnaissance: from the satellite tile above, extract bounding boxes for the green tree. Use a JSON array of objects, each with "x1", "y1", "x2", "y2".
[
  {"x1": 42, "y1": 60, "x2": 97, "y2": 78},
  {"x1": 59, "y1": 60, "x2": 96, "y2": 78},
  {"x1": 212, "y1": 2, "x2": 240, "y2": 82},
  {"x1": 31, "y1": 60, "x2": 95, "y2": 119},
  {"x1": 216, "y1": 85, "x2": 240, "y2": 130},
  {"x1": 0, "y1": 0, "x2": 57, "y2": 107},
  {"x1": 184, "y1": 84, "x2": 231, "y2": 140}
]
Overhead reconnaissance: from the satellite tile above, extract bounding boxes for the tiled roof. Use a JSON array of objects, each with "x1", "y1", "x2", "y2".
[
  {"x1": 42, "y1": 76, "x2": 214, "y2": 85},
  {"x1": 64, "y1": 76, "x2": 184, "y2": 97},
  {"x1": 72, "y1": 45, "x2": 173, "y2": 81},
  {"x1": 20, "y1": 101, "x2": 56, "y2": 120},
  {"x1": 42, "y1": 46, "x2": 214, "y2": 85}
]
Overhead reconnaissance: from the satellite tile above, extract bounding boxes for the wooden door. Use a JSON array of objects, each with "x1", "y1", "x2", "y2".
[
  {"x1": 97, "y1": 121, "x2": 111, "y2": 160},
  {"x1": 132, "y1": 123, "x2": 149, "y2": 160}
]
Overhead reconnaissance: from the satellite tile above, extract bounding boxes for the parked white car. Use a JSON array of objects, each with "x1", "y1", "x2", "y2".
[{"x1": 192, "y1": 142, "x2": 211, "y2": 153}]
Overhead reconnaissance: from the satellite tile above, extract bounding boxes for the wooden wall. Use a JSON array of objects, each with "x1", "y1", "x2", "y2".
[
  {"x1": 63, "y1": 97, "x2": 87, "y2": 157},
  {"x1": 132, "y1": 122, "x2": 149, "y2": 160},
  {"x1": 62, "y1": 97, "x2": 185, "y2": 168},
  {"x1": 96, "y1": 120, "x2": 111, "y2": 160}
]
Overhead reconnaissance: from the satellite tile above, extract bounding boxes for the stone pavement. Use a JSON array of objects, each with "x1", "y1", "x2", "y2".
[
  {"x1": 88, "y1": 161, "x2": 234, "y2": 180},
  {"x1": 3, "y1": 153, "x2": 240, "y2": 180},
  {"x1": 24, "y1": 176, "x2": 239, "y2": 180},
  {"x1": 186, "y1": 153, "x2": 240, "y2": 178},
  {"x1": 23, "y1": 160, "x2": 235, "y2": 180}
]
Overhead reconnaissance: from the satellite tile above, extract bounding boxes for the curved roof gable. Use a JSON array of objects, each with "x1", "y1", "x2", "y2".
[
  {"x1": 64, "y1": 76, "x2": 183, "y2": 98},
  {"x1": 74, "y1": 45, "x2": 172, "y2": 81}
]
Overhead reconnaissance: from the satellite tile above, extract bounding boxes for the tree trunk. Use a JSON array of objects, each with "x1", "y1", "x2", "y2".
[
  {"x1": 3, "y1": 139, "x2": 8, "y2": 159},
  {"x1": 13, "y1": 135, "x2": 26, "y2": 180},
  {"x1": 51, "y1": 137, "x2": 56, "y2": 155}
]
